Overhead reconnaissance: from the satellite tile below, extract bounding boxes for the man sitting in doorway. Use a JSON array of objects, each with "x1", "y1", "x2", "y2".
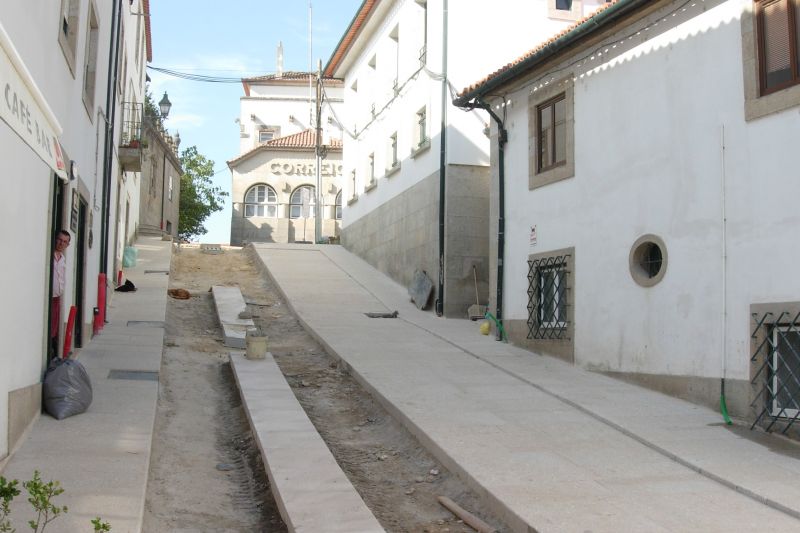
[{"x1": 51, "y1": 229, "x2": 70, "y2": 359}]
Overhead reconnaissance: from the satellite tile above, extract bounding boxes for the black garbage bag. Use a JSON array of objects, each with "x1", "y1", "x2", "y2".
[{"x1": 43, "y1": 358, "x2": 93, "y2": 420}]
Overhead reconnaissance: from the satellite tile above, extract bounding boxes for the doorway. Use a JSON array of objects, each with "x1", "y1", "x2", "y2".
[
  {"x1": 47, "y1": 174, "x2": 66, "y2": 362},
  {"x1": 74, "y1": 196, "x2": 89, "y2": 348}
]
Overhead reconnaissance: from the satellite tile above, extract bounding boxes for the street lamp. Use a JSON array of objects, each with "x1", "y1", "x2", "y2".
[{"x1": 158, "y1": 91, "x2": 172, "y2": 119}]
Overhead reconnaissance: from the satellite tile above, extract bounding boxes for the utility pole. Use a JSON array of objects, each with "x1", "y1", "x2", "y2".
[{"x1": 314, "y1": 59, "x2": 323, "y2": 243}]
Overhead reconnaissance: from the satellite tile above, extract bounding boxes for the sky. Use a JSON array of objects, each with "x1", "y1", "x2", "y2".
[{"x1": 147, "y1": 1, "x2": 362, "y2": 243}]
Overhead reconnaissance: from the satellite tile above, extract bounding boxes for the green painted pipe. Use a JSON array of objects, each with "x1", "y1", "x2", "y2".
[{"x1": 484, "y1": 311, "x2": 508, "y2": 343}]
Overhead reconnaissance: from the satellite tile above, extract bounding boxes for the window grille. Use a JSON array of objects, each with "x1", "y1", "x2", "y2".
[
  {"x1": 751, "y1": 310, "x2": 800, "y2": 433},
  {"x1": 527, "y1": 254, "x2": 571, "y2": 340}
]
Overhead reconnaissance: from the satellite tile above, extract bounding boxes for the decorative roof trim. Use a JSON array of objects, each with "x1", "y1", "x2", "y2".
[
  {"x1": 323, "y1": 0, "x2": 377, "y2": 77},
  {"x1": 227, "y1": 129, "x2": 342, "y2": 168},
  {"x1": 454, "y1": 0, "x2": 652, "y2": 105},
  {"x1": 143, "y1": 0, "x2": 152, "y2": 62}
]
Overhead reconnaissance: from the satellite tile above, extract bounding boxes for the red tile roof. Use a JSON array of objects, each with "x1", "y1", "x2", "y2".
[
  {"x1": 457, "y1": 1, "x2": 621, "y2": 100},
  {"x1": 143, "y1": 0, "x2": 152, "y2": 62},
  {"x1": 227, "y1": 129, "x2": 342, "y2": 168},
  {"x1": 241, "y1": 72, "x2": 343, "y2": 96},
  {"x1": 324, "y1": 0, "x2": 377, "y2": 77}
]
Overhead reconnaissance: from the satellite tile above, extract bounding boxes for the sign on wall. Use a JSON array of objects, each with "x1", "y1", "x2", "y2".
[
  {"x1": 269, "y1": 160, "x2": 343, "y2": 177},
  {"x1": 0, "y1": 23, "x2": 66, "y2": 179}
]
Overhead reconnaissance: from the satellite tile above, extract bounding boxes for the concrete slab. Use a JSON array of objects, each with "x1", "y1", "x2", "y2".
[
  {"x1": 1, "y1": 236, "x2": 171, "y2": 533},
  {"x1": 230, "y1": 352, "x2": 383, "y2": 533},
  {"x1": 248, "y1": 243, "x2": 800, "y2": 533},
  {"x1": 211, "y1": 285, "x2": 254, "y2": 348}
]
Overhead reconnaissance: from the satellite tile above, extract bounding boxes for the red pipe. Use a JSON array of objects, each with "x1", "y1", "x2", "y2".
[
  {"x1": 62, "y1": 306, "x2": 77, "y2": 358},
  {"x1": 94, "y1": 273, "x2": 106, "y2": 335}
]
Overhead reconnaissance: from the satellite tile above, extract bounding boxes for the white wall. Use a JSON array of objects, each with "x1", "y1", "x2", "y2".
[
  {"x1": 0, "y1": 0, "x2": 147, "y2": 458},
  {"x1": 499, "y1": 0, "x2": 799, "y2": 381},
  {"x1": 239, "y1": 82, "x2": 344, "y2": 154},
  {"x1": 334, "y1": 0, "x2": 582, "y2": 227}
]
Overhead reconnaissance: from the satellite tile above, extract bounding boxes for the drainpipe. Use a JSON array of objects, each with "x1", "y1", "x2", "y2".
[
  {"x1": 97, "y1": 0, "x2": 122, "y2": 333},
  {"x1": 435, "y1": 0, "x2": 448, "y2": 317},
  {"x1": 459, "y1": 98, "x2": 507, "y2": 341}
]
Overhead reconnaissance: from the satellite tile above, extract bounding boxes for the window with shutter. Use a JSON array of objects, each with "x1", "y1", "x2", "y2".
[{"x1": 757, "y1": 0, "x2": 800, "y2": 94}]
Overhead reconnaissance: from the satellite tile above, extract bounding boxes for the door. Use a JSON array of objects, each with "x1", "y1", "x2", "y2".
[{"x1": 74, "y1": 197, "x2": 88, "y2": 348}]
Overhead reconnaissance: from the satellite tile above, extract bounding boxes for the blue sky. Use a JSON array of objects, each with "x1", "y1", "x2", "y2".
[{"x1": 147, "y1": 1, "x2": 362, "y2": 243}]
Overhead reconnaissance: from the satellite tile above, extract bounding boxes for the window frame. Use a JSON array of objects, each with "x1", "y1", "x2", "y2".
[
  {"x1": 525, "y1": 247, "x2": 575, "y2": 362},
  {"x1": 528, "y1": 75, "x2": 575, "y2": 190},
  {"x1": 244, "y1": 184, "x2": 278, "y2": 218},
  {"x1": 755, "y1": 0, "x2": 800, "y2": 95},
  {"x1": 289, "y1": 185, "x2": 316, "y2": 219},
  {"x1": 335, "y1": 190, "x2": 343, "y2": 219},
  {"x1": 536, "y1": 94, "x2": 567, "y2": 173},
  {"x1": 81, "y1": 0, "x2": 99, "y2": 118},
  {"x1": 58, "y1": 0, "x2": 82, "y2": 76}
]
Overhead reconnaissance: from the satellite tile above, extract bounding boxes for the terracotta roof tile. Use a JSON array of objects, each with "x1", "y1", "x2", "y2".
[
  {"x1": 227, "y1": 129, "x2": 342, "y2": 168},
  {"x1": 143, "y1": 0, "x2": 152, "y2": 62},
  {"x1": 324, "y1": 0, "x2": 378, "y2": 77},
  {"x1": 242, "y1": 71, "x2": 342, "y2": 84},
  {"x1": 264, "y1": 129, "x2": 343, "y2": 149}
]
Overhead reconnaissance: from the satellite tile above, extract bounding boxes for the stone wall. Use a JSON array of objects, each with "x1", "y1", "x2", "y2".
[{"x1": 342, "y1": 164, "x2": 490, "y2": 317}]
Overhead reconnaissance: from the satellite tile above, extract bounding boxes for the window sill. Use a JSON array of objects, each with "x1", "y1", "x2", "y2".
[
  {"x1": 347, "y1": 195, "x2": 358, "y2": 206},
  {"x1": 385, "y1": 163, "x2": 401, "y2": 178},
  {"x1": 364, "y1": 180, "x2": 377, "y2": 193},
  {"x1": 410, "y1": 139, "x2": 430, "y2": 159}
]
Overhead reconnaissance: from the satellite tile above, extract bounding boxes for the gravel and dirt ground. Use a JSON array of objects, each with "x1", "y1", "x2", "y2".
[{"x1": 144, "y1": 245, "x2": 508, "y2": 533}]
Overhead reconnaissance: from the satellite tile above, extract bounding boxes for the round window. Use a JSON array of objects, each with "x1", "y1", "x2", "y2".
[{"x1": 629, "y1": 234, "x2": 667, "y2": 287}]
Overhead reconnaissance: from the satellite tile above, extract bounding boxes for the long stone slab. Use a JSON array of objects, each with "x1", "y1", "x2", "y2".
[
  {"x1": 230, "y1": 352, "x2": 383, "y2": 533},
  {"x1": 211, "y1": 285, "x2": 254, "y2": 348}
]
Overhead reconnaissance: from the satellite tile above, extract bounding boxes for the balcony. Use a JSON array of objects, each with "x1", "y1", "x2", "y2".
[{"x1": 119, "y1": 101, "x2": 144, "y2": 171}]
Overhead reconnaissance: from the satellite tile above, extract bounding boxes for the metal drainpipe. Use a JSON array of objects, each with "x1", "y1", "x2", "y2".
[
  {"x1": 435, "y1": 0, "x2": 448, "y2": 317},
  {"x1": 469, "y1": 98, "x2": 507, "y2": 341},
  {"x1": 100, "y1": 0, "x2": 122, "y2": 277},
  {"x1": 97, "y1": 0, "x2": 122, "y2": 332}
]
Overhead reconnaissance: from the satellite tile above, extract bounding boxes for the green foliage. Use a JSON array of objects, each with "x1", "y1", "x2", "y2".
[
  {"x1": 143, "y1": 87, "x2": 162, "y2": 125},
  {"x1": 178, "y1": 145, "x2": 227, "y2": 240},
  {"x1": 0, "y1": 476, "x2": 20, "y2": 532},
  {"x1": 90, "y1": 517, "x2": 110, "y2": 532},
  {"x1": 22, "y1": 471, "x2": 67, "y2": 533},
  {"x1": 0, "y1": 473, "x2": 108, "y2": 533}
]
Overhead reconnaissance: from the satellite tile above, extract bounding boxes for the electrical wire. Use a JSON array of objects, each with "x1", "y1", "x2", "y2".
[{"x1": 147, "y1": 65, "x2": 254, "y2": 83}]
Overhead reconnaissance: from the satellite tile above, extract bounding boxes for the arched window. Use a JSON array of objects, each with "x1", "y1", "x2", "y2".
[
  {"x1": 335, "y1": 190, "x2": 342, "y2": 220},
  {"x1": 289, "y1": 185, "x2": 315, "y2": 219},
  {"x1": 244, "y1": 184, "x2": 277, "y2": 218}
]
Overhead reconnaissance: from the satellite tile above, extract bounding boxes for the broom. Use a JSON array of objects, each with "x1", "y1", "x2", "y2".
[{"x1": 468, "y1": 265, "x2": 487, "y2": 320}]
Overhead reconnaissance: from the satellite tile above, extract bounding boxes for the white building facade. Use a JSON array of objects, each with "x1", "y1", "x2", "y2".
[
  {"x1": 326, "y1": 0, "x2": 610, "y2": 316},
  {"x1": 230, "y1": 71, "x2": 345, "y2": 245},
  {"x1": 0, "y1": 0, "x2": 150, "y2": 461},
  {"x1": 455, "y1": 0, "x2": 800, "y2": 430}
]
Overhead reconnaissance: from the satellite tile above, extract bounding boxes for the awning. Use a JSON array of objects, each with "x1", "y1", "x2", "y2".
[{"x1": 0, "y1": 21, "x2": 67, "y2": 181}]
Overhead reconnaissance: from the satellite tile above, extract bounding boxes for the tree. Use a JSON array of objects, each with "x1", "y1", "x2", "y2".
[{"x1": 178, "y1": 146, "x2": 227, "y2": 240}]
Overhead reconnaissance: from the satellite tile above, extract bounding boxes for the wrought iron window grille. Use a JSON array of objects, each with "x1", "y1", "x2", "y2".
[
  {"x1": 751, "y1": 310, "x2": 800, "y2": 434},
  {"x1": 527, "y1": 254, "x2": 571, "y2": 340}
]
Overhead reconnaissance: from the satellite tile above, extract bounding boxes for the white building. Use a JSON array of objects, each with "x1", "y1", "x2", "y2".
[
  {"x1": 0, "y1": 0, "x2": 150, "y2": 461},
  {"x1": 454, "y1": 0, "x2": 800, "y2": 431},
  {"x1": 230, "y1": 65, "x2": 345, "y2": 245},
  {"x1": 229, "y1": 130, "x2": 343, "y2": 244},
  {"x1": 325, "y1": 0, "x2": 609, "y2": 316}
]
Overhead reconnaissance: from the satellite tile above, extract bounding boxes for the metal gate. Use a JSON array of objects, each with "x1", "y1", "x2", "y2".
[{"x1": 751, "y1": 311, "x2": 800, "y2": 433}]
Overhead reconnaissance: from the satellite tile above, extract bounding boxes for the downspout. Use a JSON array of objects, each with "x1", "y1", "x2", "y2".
[
  {"x1": 458, "y1": 98, "x2": 507, "y2": 341},
  {"x1": 97, "y1": 0, "x2": 122, "y2": 331},
  {"x1": 435, "y1": 0, "x2": 448, "y2": 316},
  {"x1": 720, "y1": 124, "x2": 732, "y2": 425}
]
